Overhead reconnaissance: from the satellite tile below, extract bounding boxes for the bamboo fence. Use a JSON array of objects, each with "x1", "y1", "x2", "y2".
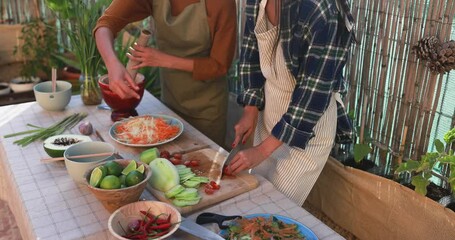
[{"x1": 348, "y1": 0, "x2": 455, "y2": 174}]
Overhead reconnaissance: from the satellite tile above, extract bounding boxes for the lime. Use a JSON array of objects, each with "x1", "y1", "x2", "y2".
[
  {"x1": 122, "y1": 161, "x2": 137, "y2": 175},
  {"x1": 89, "y1": 166, "x2": 106, "y2": 187},
  {"x1": 125, "y1": 170, "x2": 145, "y2": 187},
  {"x1": 104, "y1": 161, "x2": 123, "y2": 176},
  {"x1": 136, "y1": 164, "x2": 145, "y2": 174},
  {"x1": 119, "y1": 174, "x2": 126, "y2": 185},
  {"x1": 100, "y1": 175, "x2": 121, "y2": 189}
]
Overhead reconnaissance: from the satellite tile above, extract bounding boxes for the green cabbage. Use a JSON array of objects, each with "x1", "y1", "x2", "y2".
[{"x1": 148, "y1": 158, "x2": 180, "y2": 192}]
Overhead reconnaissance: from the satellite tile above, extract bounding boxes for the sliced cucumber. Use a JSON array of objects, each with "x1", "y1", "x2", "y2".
[
  {"x1": 188, "y1": 176, "x2": 210, "y2": 183},
  {"x1": 174, "y1": 188, "x2": 199, "y2": 200},
  {"x1": 177, "y1": 167, "x2": 192, "y2": 175},
  {"x1": 182, "y1": 180, "x2": 200, "y2": 188},
  {"x1": 172, "y1": 197, "x2": 201, "y2": 207},
  {"x1": 164, "y1": 184, "x2": 185, "y2": 199},
  {"x1": 180, "y1": 173, "x2": 196, "y2": 182}
]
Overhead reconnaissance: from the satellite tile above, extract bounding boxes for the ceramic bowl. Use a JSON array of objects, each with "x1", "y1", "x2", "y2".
[
  {"x1": 84, "y1": 160, "x2": 152, "y2": 213},
  {"x1": 64, "y1": 141, "x2": 115, "y2": 184},
  {"x1": 98, "y1": 74, "x2": 145, "y2": 122},
  {"x1": 10, "y1": 76, "x2": 40, "y2": 93},
  {"x1": 108, "y1": 200, "x2": 181, "y2": 240},
  {"x1": 34, "y1": 81, "x2": 72, "y2": 111},
  {"x1": 0, "y1": 82, "x2": 11, "y2": 96}
]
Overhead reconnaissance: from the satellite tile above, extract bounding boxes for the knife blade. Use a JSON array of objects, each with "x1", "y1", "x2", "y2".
[
  {"x1": 208, "y1": 134, "x2": 245, "y2": 184},
  {"x1": 179, "y1": 216, "x2": 225, "y2": 240}
]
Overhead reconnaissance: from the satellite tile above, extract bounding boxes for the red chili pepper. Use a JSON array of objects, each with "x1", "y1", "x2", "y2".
[
  {"x1": 140, "y1": 210, "x2": 155, "y2": 221},
  {"x1": 148, "y1": 222, "x2": 172, "y2": 230}
]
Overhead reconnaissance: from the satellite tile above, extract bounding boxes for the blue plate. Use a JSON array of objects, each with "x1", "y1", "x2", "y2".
[{"x1": 219, "y1": 213, "x2": 318, "y2": 240}]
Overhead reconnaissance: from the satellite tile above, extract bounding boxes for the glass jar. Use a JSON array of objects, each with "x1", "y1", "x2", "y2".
[{"x1": 80, "y1": 75, "x2": 102, "y2": 105}]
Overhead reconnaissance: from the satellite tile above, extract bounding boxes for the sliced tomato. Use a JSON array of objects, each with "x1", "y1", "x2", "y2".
[
  {"x1": 172, "y1": 153, "x2": 183, "y2": 160},
  {"x1": 209, "y1": 181, "x2": 220, "y2": 190},
  {"x1": 160, "y1": 150, "x2": 171, "y2": 159},
  {"x1": 204, "y1": 187, "x2": 215, "y2": 195},
  {"x1": 189, "y1": 159, "x2": 199, "y2": 167},
  {"x1": 183, "y1": 160, "x2": 191, "y2": 167},
  {"x1": 169, "y1": 157, "x2": 182, "y2": 165}
]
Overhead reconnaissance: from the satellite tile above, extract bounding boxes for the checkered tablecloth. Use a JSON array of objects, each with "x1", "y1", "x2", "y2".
[{"x1": 0, "y1": 92, "x2": 344, "y2": 240}]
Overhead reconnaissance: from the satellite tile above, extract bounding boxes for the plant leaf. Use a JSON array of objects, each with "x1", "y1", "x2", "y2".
[
  {"x1": 411, "y1": 175, "x2": 429, "y2": 196},
  {"x1": 353, "y1": 143, "x2": 372, "y2": 163},
  {"x1": 395, "y1": 160, "x2": 421, "y2": 173},
  {"x1": 434, "y1": 139, "x2": 445, "y2": 153}
]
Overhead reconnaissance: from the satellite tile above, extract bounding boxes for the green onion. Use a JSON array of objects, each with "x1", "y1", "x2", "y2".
[{"x1": 3, "y1": 112, "x2": 88, "y2": 147}]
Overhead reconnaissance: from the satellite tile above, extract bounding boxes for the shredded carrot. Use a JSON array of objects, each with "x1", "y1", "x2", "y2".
[
  {"x1": 114, "y1": 116, "x2": 180, "y2": 145},
  {"x1": 226, "y1": 215, "x2": 305, "y2": 240}
]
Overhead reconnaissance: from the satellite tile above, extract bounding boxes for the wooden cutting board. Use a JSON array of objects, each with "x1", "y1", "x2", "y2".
[{"x1": 146, "y1": 148, "x2": 259, "y2": 215}]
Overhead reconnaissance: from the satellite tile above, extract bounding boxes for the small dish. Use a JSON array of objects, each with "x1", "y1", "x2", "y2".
[
  {"x1": 109, "y1": 114, "x2": 184, "y2": 147},
  {"x1": 64, "y1": 141, "x2": 115, "y2": 184},
  {"x1": 34, "y1": 80, "x2": 72, "y2": 111},
  {"x1": 108, "y1": 200, "x2": 181, "y2": 240}
]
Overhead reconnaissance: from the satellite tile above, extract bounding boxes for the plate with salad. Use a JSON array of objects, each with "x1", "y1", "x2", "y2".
[
  {"x1": 109, "y1": 114, "x2": 184, "y2": 147},
  {"x1": 220, "y1": 213, "x2": 317, "y2": 240}
]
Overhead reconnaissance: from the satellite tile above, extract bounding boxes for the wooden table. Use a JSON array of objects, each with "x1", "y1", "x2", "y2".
[{"x1": 0, "y1": 92, "x2": 345, "y2": 240}]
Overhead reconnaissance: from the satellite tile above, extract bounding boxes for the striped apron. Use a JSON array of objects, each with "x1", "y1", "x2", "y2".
[{"x1": 250, "y1": 0, "x2": 338, "y2": 206}]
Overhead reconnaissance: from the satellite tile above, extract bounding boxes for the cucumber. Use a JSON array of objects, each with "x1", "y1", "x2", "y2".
[
  {"x1": 188, "y1": 176, "x2": 210, "y2": 183},
  {"x1": 164, "y1": 184, "x2": 185, "y2": 199},
  {"x1": 182, "y1": 180, "x2": 200, "y2": 188},
  {"x1": 180, "y1": 173, "x2": 196, "y2": 182},
  {"x1": 177, "y1": 167, "x2": 192, "y2": 175},
  {"x1": 174, "y1": 188, "x2": 199, "y2": 200},
  {"x1": 172, "y1": 197, "x2": 201, "y2": 207}
]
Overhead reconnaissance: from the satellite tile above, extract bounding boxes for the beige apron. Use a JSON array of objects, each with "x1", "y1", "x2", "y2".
[
  {"x1": 250, "y1": 0, "x2": 338, "y2": 206},
  {"x1": 152, "y1": 0, "x2": 228, "y2": 147}
]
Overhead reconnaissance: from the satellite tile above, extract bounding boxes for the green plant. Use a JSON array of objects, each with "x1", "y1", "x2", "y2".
[
  {"x1": 13, "y1": 18, "x2": 62, "y2": 81},
  {"x1": 395, "y1": 127, "x2": 455, "y2": 196},
  {"x1": 45, "y1": 0, "x2": 110, "y2": 79}
]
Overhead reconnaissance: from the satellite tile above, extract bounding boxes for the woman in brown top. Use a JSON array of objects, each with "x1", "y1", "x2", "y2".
[{"x1": 94, "y1": 0, "x2": 237, "y2": 147}]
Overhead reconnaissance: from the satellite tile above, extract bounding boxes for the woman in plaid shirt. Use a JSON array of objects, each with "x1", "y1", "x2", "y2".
[{"x1": 227, "y1": 0, "x2": 356, "y2": 205}]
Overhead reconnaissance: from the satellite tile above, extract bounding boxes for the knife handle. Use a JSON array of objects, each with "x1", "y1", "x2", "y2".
[{"x1": 196, "y1": 212, "x2": 242, "y2": 230}]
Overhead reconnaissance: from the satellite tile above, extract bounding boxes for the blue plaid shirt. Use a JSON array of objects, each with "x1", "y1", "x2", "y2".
[{"x1": 237, "y1": 0, "x2": 356, "y2": 149}]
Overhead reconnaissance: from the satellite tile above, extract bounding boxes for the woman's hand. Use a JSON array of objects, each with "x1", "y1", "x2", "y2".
[
  {"x1": 227, "y1": 135, "x2": 283, "y2": 175},
  {"x1": 106, "y1": 60, "x2": 140, "y2": 99},
  {"x1": 128, "y1": 44, "x2": 170, "y2": 69},
  {"x1": 227, "y1": 145, "x2": 268, "y2": 175},
  {"x1": 232, "y1": 106, "x2": 259, "y2": 147}
]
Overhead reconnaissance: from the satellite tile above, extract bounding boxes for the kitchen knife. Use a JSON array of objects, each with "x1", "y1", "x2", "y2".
[
  {"x1": 208, "y1": 134, "x2": 245, "y2": 184},
  {"x1": 179, "y1": 216, "x2": 225, "y2": 240}
]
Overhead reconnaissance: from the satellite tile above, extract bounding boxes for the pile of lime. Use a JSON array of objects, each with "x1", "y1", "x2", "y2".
[{"x1": 89, "y1": 161, "x2": 145, "y2": 189}]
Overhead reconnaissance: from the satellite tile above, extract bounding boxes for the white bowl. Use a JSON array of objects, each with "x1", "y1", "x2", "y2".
[
  {"x1": 64, "y1": 141, "x2": 115, "y2": 184},
  {"x1": 10, "y1": 76, "x2": 40, "y2": 93},
  {"x1": 34, "y1": 81, "x2": 72, "y2": 111},
  {"x1": 0, "y1": 83, "x2": 10, "y2": 96},
  {"x1": 108, "y1": 201, "x2": 181, "y2": 240}
]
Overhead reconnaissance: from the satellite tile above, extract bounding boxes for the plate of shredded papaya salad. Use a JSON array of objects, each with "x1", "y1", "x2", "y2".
[
  {"x1": 109, "y1": 114, "x2": 184, "y2": 147},
  {"x1": 220, "y1": 214, "x2": 317, "y2": 240}
]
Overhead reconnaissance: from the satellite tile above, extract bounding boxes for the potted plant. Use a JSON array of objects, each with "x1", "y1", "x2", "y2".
[
  {"x1": 45, "y1": 0, "x2": 111, "y2": 105},
  {"x1": 395, "y1": 127, "x2": 455, "y2": 210},
  {"x1": 11, "y1": 18, "x2": 61, "y2": 93}
]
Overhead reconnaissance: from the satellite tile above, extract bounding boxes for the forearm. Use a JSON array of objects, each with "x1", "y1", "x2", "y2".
[
  {"x1": 258, "y1": 135, "x2": 283, "y2": 158},
  {"x1": 95, "y1": 27, "x2": 121, "y2": 68},
  {"x1": 164, "y1": 54, "x2": 194, "y2": 73}
]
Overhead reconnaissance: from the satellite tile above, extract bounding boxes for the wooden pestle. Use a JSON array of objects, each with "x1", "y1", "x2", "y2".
[{"x1": 126, "y1": 29, "x2": 152, "y2": 81}]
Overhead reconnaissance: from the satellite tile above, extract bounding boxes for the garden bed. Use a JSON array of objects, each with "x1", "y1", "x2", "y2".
[{"x1": 306, "y1": 157, "x2": 455, "y2": 240}]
